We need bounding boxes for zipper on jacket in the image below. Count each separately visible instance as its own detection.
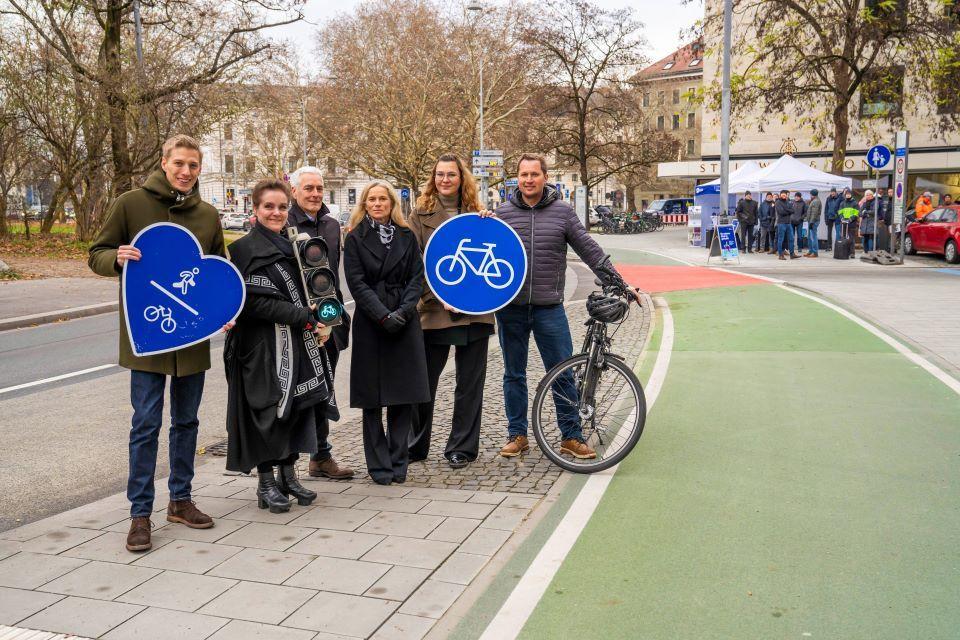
[528,209,536,304]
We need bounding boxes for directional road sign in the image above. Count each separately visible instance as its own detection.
[866,145,891,170]
[423,214,527,314]
[473,149,503,157]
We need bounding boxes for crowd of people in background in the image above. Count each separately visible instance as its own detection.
[735,186,905,260]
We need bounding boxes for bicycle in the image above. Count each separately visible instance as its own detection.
[531,273,647,473]
[143,305,177,334]
[435,238,515,289]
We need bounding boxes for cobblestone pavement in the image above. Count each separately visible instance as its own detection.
[303,294,652,495]
[0,295,651,640]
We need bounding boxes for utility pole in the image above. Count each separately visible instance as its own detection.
[468,2,487,208]
[719,0,733,220]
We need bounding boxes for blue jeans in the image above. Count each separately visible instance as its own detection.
[496,304,582,440]
[129,370,205,517]
[807,221,820,255]
[776,223,794,256]
[863,234,874,252]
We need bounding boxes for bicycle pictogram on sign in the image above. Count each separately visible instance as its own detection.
[435,238,515,289]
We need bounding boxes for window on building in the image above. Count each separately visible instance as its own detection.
[348,161,357,173]
[328,190,336,204]
[672,89,680,104]
[657,91,665,105]
[690,58,701,66]
[687,139,695,156]
[327,158,337,174]
[860,66,904,117]
[657,115,665,130]
[572,174,578,183]
[663,62,674,70]
[348,188,356,205]
[642,93,650,107]
[687,112,696,128]
[244,124,254,139]
[224,154,234,174]
[245,158,255,174]
[223,124,233,141]
[672,114,680,130]
[287,156,298,172]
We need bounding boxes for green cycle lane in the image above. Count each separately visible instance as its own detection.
[518,283,960,639]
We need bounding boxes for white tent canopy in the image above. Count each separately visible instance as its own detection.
[696,155,852,195]
[694,161,763,195]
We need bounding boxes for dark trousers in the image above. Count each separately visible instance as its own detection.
[776,223,795,256]
[311,343,339,462]
[410,337,489,462]
[256,453,298,474]
[128,370,205,518]
[738,224,754,253]
[363,405,413,483]
[496,304,581,440]
[759,226,775,251]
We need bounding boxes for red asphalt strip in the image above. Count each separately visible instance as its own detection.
[614,264,768,294]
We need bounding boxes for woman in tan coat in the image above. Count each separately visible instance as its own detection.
[407,154,495,468]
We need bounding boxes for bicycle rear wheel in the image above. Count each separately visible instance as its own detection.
[532,353,646,473]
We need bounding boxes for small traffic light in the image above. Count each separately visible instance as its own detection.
[287,229,343,327]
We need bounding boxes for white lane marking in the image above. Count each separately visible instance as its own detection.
[0,364,117,395]
[479,297,675,640]
[782,285,960,396]
[635,249,696,267]
[149,280,199,315]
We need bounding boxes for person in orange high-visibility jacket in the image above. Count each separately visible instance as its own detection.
[915,192,934,219]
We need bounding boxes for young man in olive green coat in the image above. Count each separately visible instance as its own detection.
[89,135,228,552]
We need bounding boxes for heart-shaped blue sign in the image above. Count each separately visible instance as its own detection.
[123,222,245,356]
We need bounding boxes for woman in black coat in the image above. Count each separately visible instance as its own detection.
[225,179,336,512]
[343,180,430,484]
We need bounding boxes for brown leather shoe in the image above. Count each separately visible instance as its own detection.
[126,517,152,552]
[499,435,529,458]
[560,438,597,459]
[308,457,355,479]
[166,500,214,529]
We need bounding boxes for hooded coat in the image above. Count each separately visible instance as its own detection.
[223,224,336,473]
[343,219,430,409]
[88,170,225,376]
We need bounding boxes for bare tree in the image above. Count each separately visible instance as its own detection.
[700,0,960,172]
[0,107,36,238]
[522,0,648,223]
[2,0,304,193]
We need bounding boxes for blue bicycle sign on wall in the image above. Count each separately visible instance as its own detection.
[424,214,527,314]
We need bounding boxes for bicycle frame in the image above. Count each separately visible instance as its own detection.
[455,239,500,277]
[576,319,610,422]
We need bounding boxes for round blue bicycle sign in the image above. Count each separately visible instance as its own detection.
[423,214,527,314]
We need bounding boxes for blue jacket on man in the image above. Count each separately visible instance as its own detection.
[824,193,843,222]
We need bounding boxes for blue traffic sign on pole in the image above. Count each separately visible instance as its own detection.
[866,145,891,170]
[400,188,410,200]
[423,214,527,314]
[123,223,245,356]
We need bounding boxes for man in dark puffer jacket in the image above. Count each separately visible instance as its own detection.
[494,153,637,461]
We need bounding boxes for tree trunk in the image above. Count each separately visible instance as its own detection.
[830,101,850,175]
[0,198,8,237]
[40,183,67,234]
[625,181,638,212]
[103,0,134,194]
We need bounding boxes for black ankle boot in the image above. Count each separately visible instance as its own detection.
[277,464,317,506]
[257,470,291,513]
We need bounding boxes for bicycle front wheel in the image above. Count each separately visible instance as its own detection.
[532,353,646,473]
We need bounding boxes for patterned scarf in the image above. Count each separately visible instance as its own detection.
[366,215,395,247]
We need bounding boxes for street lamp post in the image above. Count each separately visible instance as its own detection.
[468,2,487,207]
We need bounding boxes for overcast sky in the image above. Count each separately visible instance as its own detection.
[267,0,703,71]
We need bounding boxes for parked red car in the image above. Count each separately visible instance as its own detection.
[904,205,960,264]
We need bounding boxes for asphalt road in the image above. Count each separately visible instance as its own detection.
[0,262,594,532]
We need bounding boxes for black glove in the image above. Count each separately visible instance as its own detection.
[381,311,407,333]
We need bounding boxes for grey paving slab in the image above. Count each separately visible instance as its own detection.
[131,539,243,574]
[417,500,496,520]
[232,485,362,505]
[102,606,229,640]
[281,591,398,637]
[284,556,391,595]
[480,505,530,531]
[361,537,457,571]
[0,518,63,542]
[152,517,248,543]
[342,484,412,498]
[37,560,159,600]
[193,483,248,498]
[501,495,543,509]
[60,531,173,564]
[152,496,249,519]
[19,595,144,638]
[431,552,490,586]
[286,529,385,560]
[457,527,512,556]
[397,579,466,619]
[199,581,316,625]
[208,619,318,640]
[20,528,104,555]
[0,540,21,561]
[207,548,316,585]
[0,552,87,589]
[70,507,132,531]
[102,518,172,535]
[356,512,444,539]
[291,478,354,493]
[222,503,313,525]
[364,566,432,602]
[216,522,315,551]
[116,570,237,612]
[370,613,435,640]
[466,491,511,505]
[287,506,379,531]
[0,586,64,626]
[425,517,482,544]
[354,496,430,514]
[192,472,241,486]
[402,488,477,503]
